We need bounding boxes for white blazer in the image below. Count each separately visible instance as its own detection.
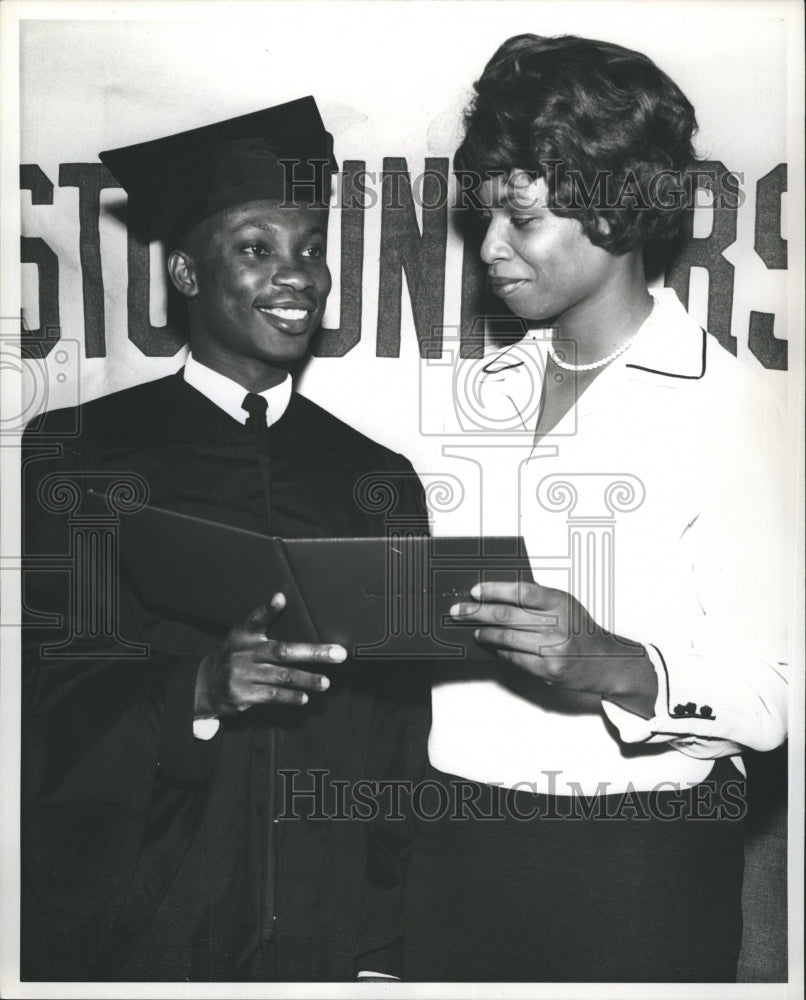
[429,289,791,795]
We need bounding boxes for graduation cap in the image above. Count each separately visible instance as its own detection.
[99,96,337,245]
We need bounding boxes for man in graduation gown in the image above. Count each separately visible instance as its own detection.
[21,98,430,982]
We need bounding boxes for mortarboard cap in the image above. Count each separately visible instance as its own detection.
[99,96,337,244]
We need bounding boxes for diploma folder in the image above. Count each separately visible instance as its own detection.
[113,502,534,660]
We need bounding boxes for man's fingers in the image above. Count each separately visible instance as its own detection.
[252,664,331,693]
[244,593,287,633]
[255,640,347,665]
[248,686,312,707]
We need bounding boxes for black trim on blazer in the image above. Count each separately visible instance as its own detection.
[625,328,708,380]
[651,642,717,724]
[650,643,673,719]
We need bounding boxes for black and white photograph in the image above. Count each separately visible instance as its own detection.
[0,1,803,996]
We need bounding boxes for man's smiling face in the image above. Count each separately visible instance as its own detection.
[175,198,331,388]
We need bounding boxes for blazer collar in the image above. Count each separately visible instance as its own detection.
[618,288,708,382]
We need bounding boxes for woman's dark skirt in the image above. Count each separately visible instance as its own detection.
[403,758,745,982]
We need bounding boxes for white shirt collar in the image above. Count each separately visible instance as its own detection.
[183,354,292,427]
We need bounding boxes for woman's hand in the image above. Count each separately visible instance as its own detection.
[450,581,658,719]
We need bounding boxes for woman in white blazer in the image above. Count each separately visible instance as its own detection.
[404,33,790,982]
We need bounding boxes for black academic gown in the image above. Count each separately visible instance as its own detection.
[21,370,430,982]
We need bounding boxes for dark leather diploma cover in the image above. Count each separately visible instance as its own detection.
[114,502,534,660]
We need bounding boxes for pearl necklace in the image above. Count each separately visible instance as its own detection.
[547,335,635,372]
[546,295,657,372]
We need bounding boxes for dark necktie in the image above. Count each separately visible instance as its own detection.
[242,391,270,448]
[242,392,272,522]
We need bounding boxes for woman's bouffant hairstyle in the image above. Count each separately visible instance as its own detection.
[455,34,699,254]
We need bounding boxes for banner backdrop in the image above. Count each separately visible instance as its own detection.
[15,4,801,542]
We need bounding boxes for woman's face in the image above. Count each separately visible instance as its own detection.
[478,172,622,325]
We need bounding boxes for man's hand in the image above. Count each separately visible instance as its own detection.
[194,593,345,718]
[450,581,658,718]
